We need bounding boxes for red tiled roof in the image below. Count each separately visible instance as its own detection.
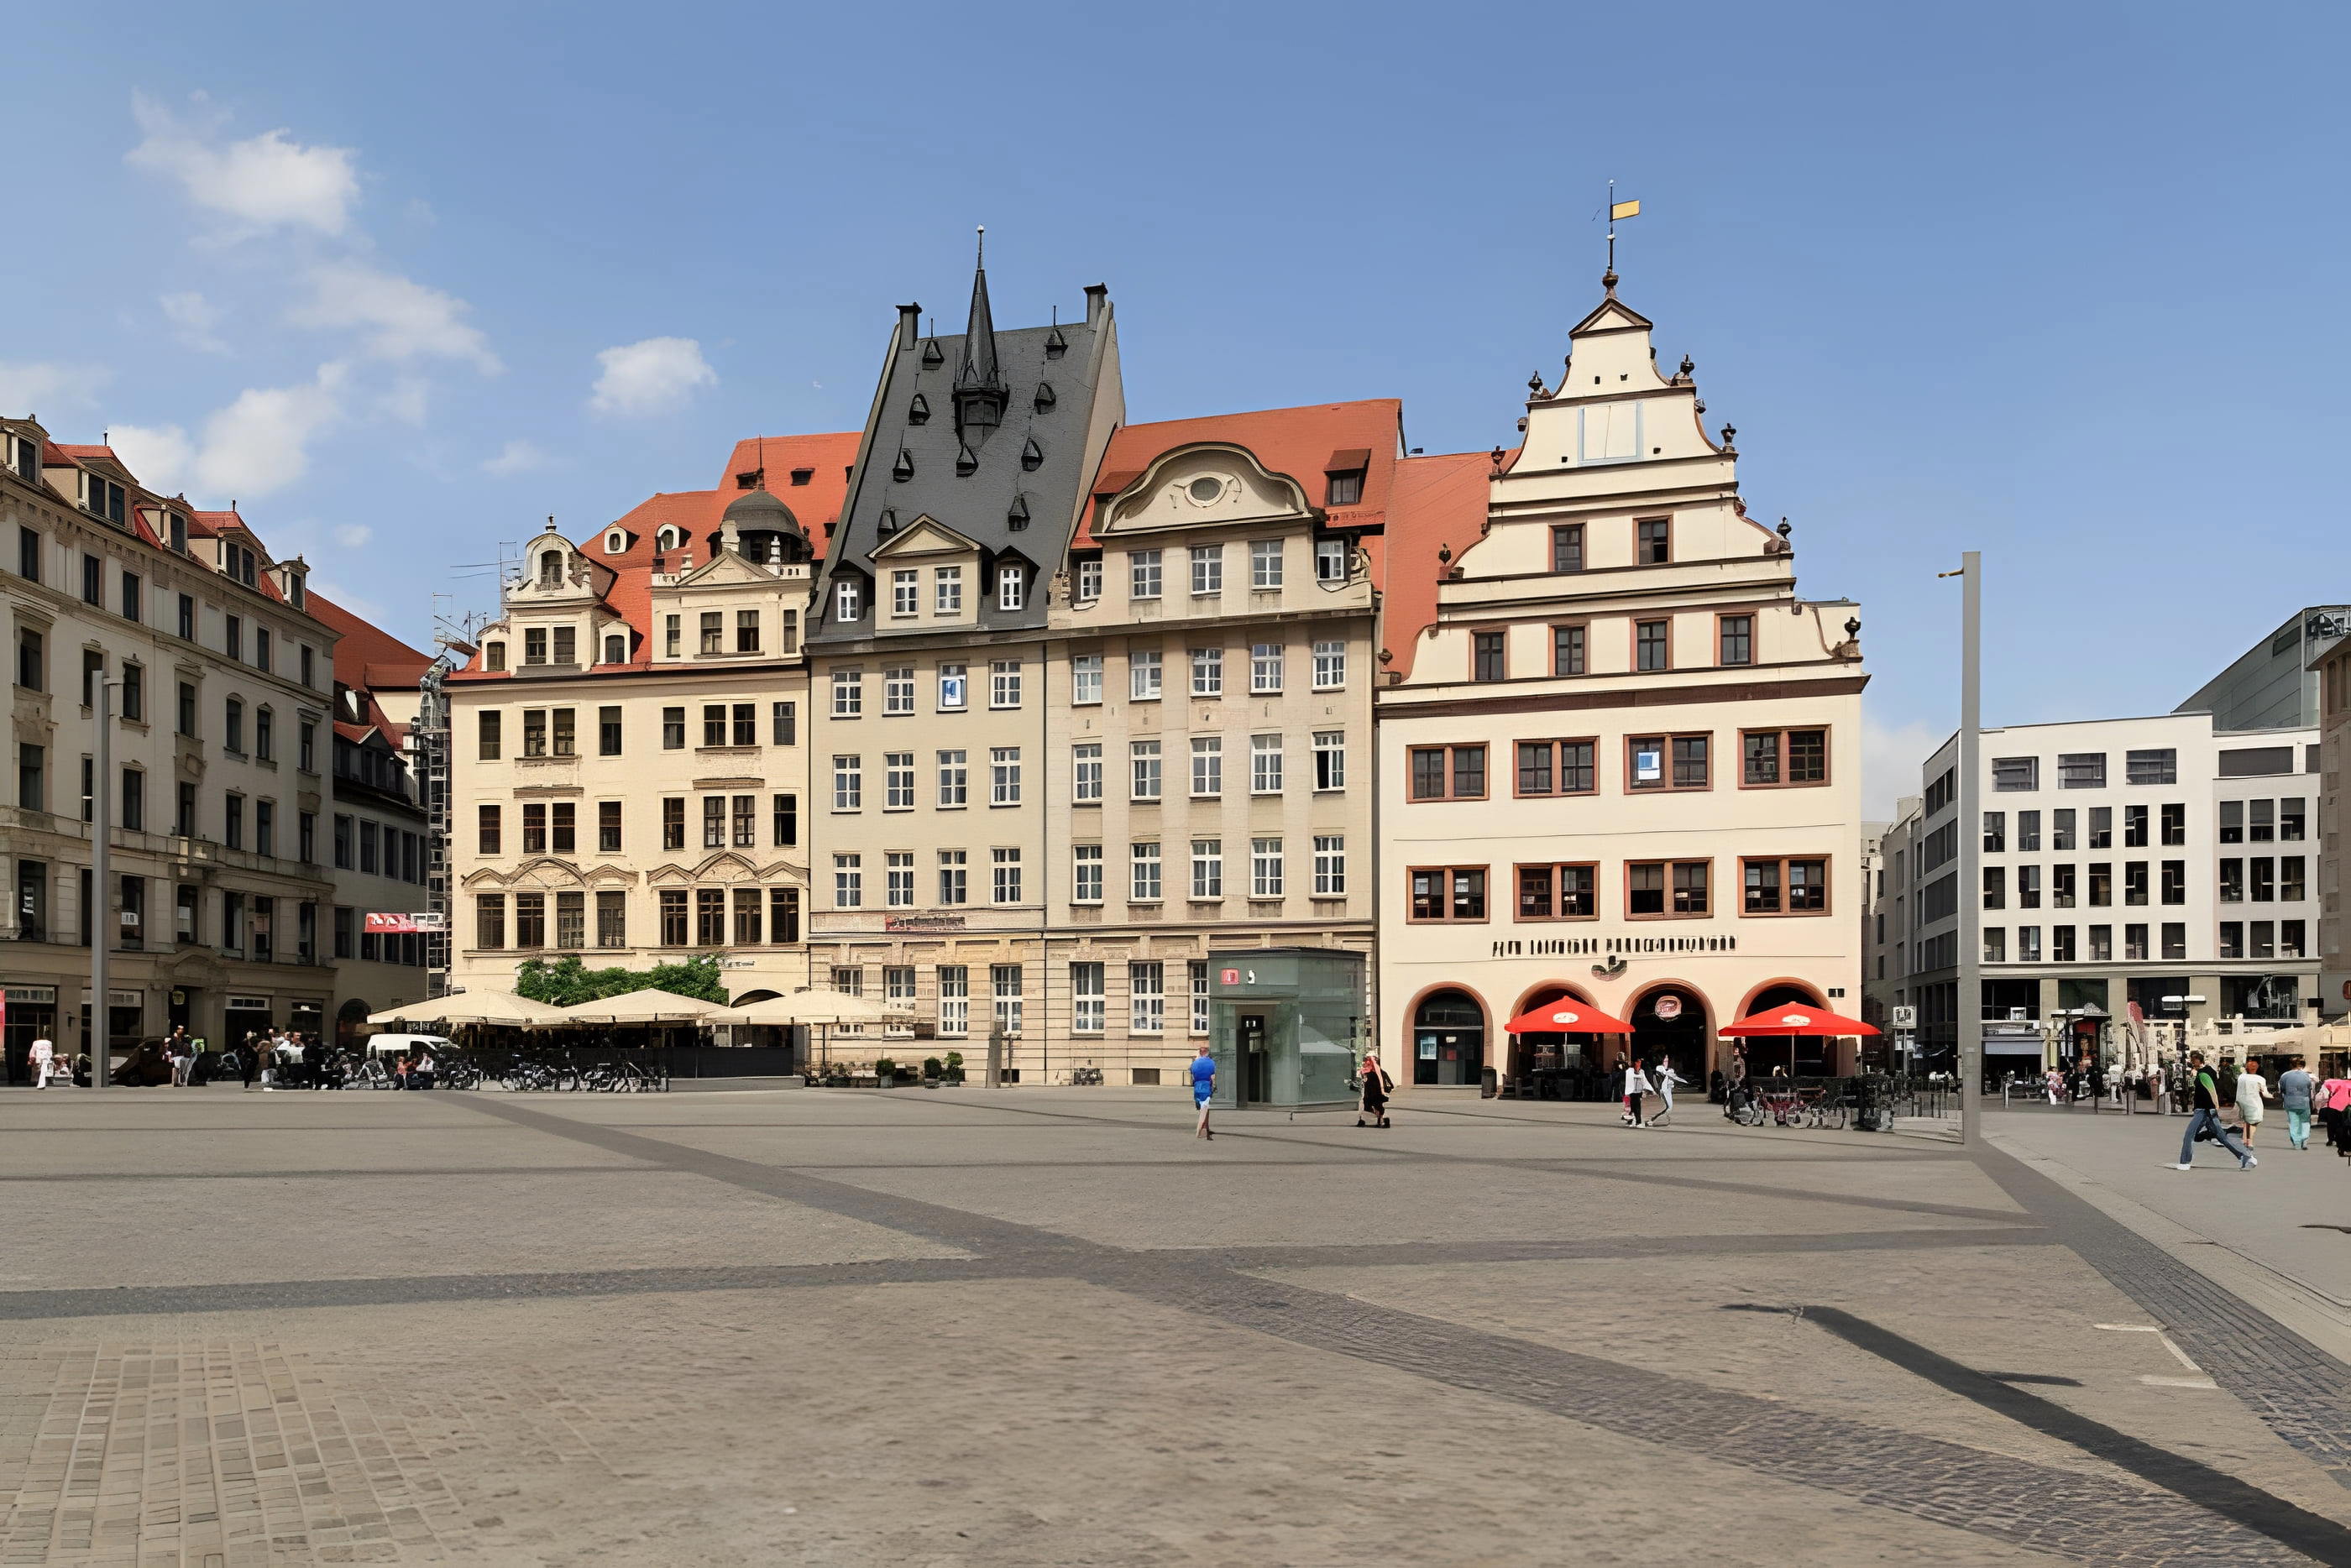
[1076,400,1402,551]
[308,591,433,694]
[1381,450,1501,681]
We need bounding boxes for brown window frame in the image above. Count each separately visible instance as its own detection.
[1471,629,1507,682]
[1626,732,1711,792]
[1407,864,1490,923]
[1626,858,1711,919]
[1739,726,1830,789]
[1715,611,1755,667]
[1513,737,1599,798]
[1407,743,1488,802]
[1550,621,1587,677]
[1515,861,1599,922]
[1550,524,1584,573]
[1633,618,1672,672]
[1739,855,1833,917]
[1636,516,1672,565]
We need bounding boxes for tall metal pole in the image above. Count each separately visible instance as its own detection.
[1957,552,1982,1146]
[90,679,112,1092]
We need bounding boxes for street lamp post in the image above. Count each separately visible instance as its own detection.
[1955,551,1982,1147]
[89,678,113,1092]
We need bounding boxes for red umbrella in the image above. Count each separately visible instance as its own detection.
[1503,998,1635,1034]
[1718,1004,1880,1037]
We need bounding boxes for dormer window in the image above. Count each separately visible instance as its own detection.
[603,633,626,664]
[168,513,188,553]
[604,531,626,554]
[284,570,305,610]
[85,476,126,525]
[537,551,564,588]
[790,468,814,486]
[997,565,1025,612]
[656,525,683,552]
[485,640,507,672]
[835,578,863,623]
[1324,468,1365,508]
[225,543,259,587]
[525,628,548,666]
[8,431,37,481]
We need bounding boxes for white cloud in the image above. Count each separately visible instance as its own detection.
[107,423,198,495]
[126,91,359,238]
[291,262,498,371]
[332,523,372,550]
[378,377,430,426]
[0,360,111,414]
[159,291,228,353]
[481,438,548,476]
[191,364,348,499]
[589,337,715,417]
[1862,714,1945,823]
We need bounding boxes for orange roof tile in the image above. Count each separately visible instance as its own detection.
[307,592,435,694]
[1381,450,1501,680]
[1077,400,1402,551]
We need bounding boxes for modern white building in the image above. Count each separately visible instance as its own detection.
[1902,711,2321,1074]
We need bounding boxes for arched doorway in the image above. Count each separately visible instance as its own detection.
[336,997,371,1051]
[1629,984,1708,1090]
[1411,990,1486,1086]
[1508,985,1608,1084]
[1741,981,1830,1076]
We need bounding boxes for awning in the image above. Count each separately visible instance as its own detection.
[1502,1000,1634,1035]
[1719,1005,1880,1037]
[365,989,570,1027]
[554,989,720,1025]
[704,990,915,1027]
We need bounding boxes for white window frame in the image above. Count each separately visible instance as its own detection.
[1130,740,1162,802]
[884,751,915,809]
[997,564,1025,611]
[832,755,862,811]
[1072,962,1106,1033]
[833,853,862,907]
[937,663,968,711]
[1315,536,1347,584]
[1250,539,1283,589]
[989,659,1023,709]
[1251,642,1284,693]
[831,669,862,718]
[886,851,915,907]
[1191,838,1223,898]
[1076,557,1102,601]
[991,846,1022,904]
[1191,736,1223,797]
[1129,961,1165,1034]
[1071,654,1103,705]
[937,849,968,906]
[937,965,969,1036]
[990,746,1022,806]
[1313,834,1346,896]
[1131,841,1162,901]
[1312,640,1346,691]
[934,565,963,614]
[1313,729,1346,792]
[835,578,863,622]
[1191,646,1223,697]
[892,568,919,616]
[1129,549,1163,600]
[1130,651,1163,701]
[1251,836,1285,898]
[1190,960,1210,1035]
[935,750,968,807]
[1072,844,1103,902]
[1073,743,1103,802]
[883,667,915,715]
[1188,545,1223,597]
[1251,734,1284,795]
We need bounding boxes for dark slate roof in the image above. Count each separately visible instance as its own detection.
[812,269,1115,642]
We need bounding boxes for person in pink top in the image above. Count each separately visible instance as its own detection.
[2317,1069,2351,1158]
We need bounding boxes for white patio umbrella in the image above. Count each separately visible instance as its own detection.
[364,989,570,1027]
[703,989,911,1026]
[553,988,723,1026]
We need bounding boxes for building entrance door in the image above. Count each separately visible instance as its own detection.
[1631,986,1708,1086]
[1238,1013,1270,1104]
[1412,990,1485,1086]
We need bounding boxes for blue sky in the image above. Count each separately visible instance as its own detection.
[6,1,2344,814]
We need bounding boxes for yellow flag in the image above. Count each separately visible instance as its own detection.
[1610,199,1642,221]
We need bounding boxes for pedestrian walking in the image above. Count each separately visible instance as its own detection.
[1189,1042,1217,1141]
[2045,1065,2063,1105]
[1354,1050,1392,1129]
[2319,1068,2351,1157]
[29,1035,55,1090]
[238,1036,259,1091]
[2173,1052,2257,1171]
[1723,1049,1749,1121]
[1652,1058,1685,1126]
[2276,1058,2316,1151]
[2234,1057,2271,1147]
[1621,1058,1653,1128]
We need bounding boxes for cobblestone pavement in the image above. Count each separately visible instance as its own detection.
[1,1087,2348,1565]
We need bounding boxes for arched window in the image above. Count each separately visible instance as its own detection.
[656,525,682,552]
[1411,990,1485,1087]
[538,551,563,588]
[484,641,507,672]
[605,531,626,555]
[602,633,626,665]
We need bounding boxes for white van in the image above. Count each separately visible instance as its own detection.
[366,1032,455,1058]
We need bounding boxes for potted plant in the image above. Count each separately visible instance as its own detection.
[873,1056,897,1086]
[942,1050,965,1085]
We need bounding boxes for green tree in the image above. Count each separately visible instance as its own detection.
[513,953,728,1007]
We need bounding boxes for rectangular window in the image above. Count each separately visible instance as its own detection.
[937,966,969,1036]
[730,703,756,746]
[1072,963,1106,1033]
[1130,651,1163,700]
[1250,539,1284,588]
[1315,536,1348,584]
[989,660,1022,708]
[1326,466,1365,506]
[933,566,962,614]
[1408,743,1486,801]
[120,570,141,622]
[884,751,915,809]
[1073,743,1102,803]
[82,552,102,604]
[1637,518,1670,564]
[1075,557,1102,601]
[990,746,1022,805]
[2160,860,2186,904]
[1992,756,2039,792]
[2124,861,2148,905]
[661,706,685,749]
[1189,544,1223,596]
[1983,866,2007,907]
[697,612,723,655]
[2123,803,2147,847]
[1129,549,1162,599]
[552,708,576,757]
[1131,842,1163,901]
[16,527,39,582]
[1312,640,1346,690]
[2160,802,2186,845]
[832,755,862,811]
[1741,728,1828,787]
[2280,797,2306,840]
[2126,748,2177,785]
[1635,619,1670,672]
[1628,734,1709,791]
[1191,646,1223,696]
[1190,737,1223,797]
[2281,855,2306,902]
[513,893,546,949]
[833,854,863,908]
[1250,642,1284,693]
[692,888,724,946]
[893,569,919,617]
[770,888,799,944]
[772,792,797,846]
[2282,918,2306,958]
[937,849,968,906]
[730,794,756,849]
[1717,614,1753,666]
[1129,961,1166,1032]
[596,705,622,755]
[475,894,506,949]
[1190,960,1211,1035]
[2124,923,2148,961]
[1628,860,1710,917]
[996,563,1026,612]
[2088,862,2112,906]
[2053,862,2077,907]
[551,627,574,666]
[1250,734,1283,795]
[594,890,626,949]
[655,889,686,946]
[937,663,967,710]
[1741,856,1830,915]
[1249,837,1284,897]
[1071,655,1103,705]
[1409,865,1488,922]
[1551,524,1584,573]
[991,964,1025,1037]
[1473,630,1506,682]
[1073,844,1103,902]
[662,797,684,850]
[937,750,967,806]
[832,669,862,718]
[1190,838,1223,898]
[1552,624,1586,677]
[522,803,548,855]
[1983,811,2008,853]
[1313,730,1346,792]
[597,800,622,853]
[1130,740,1163,801]
[553,891,587,950]
[2058,751,2106,788]
[520,708,546,758]
[881,666,917,717]
[991,847,1022,904]
[890,851,919,912]
[2219,858,2244,902]
[2218,921,2244,960]
[1312,835,1347,896]
[2158,922,2185,960]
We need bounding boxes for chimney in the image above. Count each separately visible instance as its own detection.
[1084,284,1109,325]
[897,302,922,352]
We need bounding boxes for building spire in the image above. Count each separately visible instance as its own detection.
[958,226,1003,394]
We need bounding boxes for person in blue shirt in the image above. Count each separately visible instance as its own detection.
[1190,1043,1217,1141]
